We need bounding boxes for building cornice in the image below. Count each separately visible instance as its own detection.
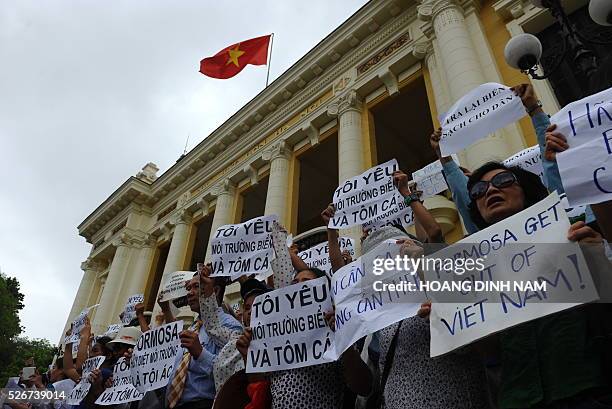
[78,0,423,242]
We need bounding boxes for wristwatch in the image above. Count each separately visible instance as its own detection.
[526,100,543,115]
[404,192,421,206]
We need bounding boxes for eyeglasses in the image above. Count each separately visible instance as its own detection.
[469,171,517,200]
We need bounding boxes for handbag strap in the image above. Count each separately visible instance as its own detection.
[381,320,403,396]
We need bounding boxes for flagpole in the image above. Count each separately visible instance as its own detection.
[265,33,274,88]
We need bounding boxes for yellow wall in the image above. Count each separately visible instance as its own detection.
[480,1,537,147]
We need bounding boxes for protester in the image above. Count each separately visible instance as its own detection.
[467,161,612,408]
[164,272,242,409]
[236,221,372,409]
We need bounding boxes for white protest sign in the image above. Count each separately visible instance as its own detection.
[551,87,612,205]
[95,358,144,405]
[130,320,182,393]
[122,294,144,325]
[412,154,460,198]
[503,146,544,183]
[425,193,599,357]
[65,356,105,405]
[362,195,415,232]
[159,271,193,303]
[298,237,355,276]
[440,83,526,156]
[330,159,400,229]
[246,276,335,373]
[210,215,277,279]
[331,241,427,356]
[65,304,99,344]
[102,324,122,339]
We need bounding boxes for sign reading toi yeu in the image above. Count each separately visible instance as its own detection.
[95,358,144,405]
[440,83,526,156]
[210,215,277,279]
[329,159,400,229]
[66,356,105,405]
[246,277,335,373]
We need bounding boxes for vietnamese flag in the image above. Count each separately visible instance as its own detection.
[199,35,271,79]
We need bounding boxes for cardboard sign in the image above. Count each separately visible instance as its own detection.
[330,159,401,229]
[130,321,182,393]
[298,237,355,276]
[440,83,526,156]
[210,215,277,279]
[425,193,598,356]
[95,358,144,405]
[246,277,335,373]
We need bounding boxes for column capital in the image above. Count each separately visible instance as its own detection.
[327,89,362,117]
[417,0,462,21]
[170,209,192,226]
[212,178,236,197]
[412,39,434,61]
[112,231,137,248]
[142,233,157,248]
[262,140,291,162]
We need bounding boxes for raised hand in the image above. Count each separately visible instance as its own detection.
[544,124,569,162]
[236,328,253,361]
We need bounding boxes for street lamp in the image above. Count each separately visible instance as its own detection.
[504,0,612,86]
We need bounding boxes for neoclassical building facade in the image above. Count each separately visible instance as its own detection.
[64,0,578,336]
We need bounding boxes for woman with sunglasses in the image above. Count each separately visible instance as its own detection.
[466,161,611,409]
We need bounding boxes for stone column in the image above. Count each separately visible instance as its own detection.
[205,179,236,261]
[327,90,367,255]
[263,141,292,226]
[418,0,514,169]
[91,234,134,334]
[414,41,452,119]
[62,259,101,335]
[126,235,156,295]
[163,211,193,275]
[327,89,366,183]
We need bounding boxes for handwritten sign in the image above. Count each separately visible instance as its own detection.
[440,83,526,156]
[130,321,182,393]
[65,304,99,344]
[95,358,144,405]
[330,159,400,229]
[210,215,277,279]
[331,241,427,356]
[298,238,355,276]
[425,193,598,356]
[552,87,612,205]
[247,277,335,373]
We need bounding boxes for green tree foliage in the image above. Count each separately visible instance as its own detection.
[0,273,58,386]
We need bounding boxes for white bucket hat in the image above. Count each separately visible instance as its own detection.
[108,326,142,346]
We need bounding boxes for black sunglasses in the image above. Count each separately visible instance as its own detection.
[469,171,517,200]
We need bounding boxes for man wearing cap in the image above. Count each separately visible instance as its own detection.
[165,272,242,409]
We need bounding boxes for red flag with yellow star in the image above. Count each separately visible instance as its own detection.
[199,35,271,79]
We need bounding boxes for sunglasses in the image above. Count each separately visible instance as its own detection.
[469,171,517,200]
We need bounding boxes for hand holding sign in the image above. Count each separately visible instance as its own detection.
[544,124,569,161]
[567,220,603,243]
[198,263,215,298]
[179,330,203,359]
[320,203,335,226]
[236,328,252,361]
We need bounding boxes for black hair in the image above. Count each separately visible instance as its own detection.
[296,267,326,279]
[467,161,549,229]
